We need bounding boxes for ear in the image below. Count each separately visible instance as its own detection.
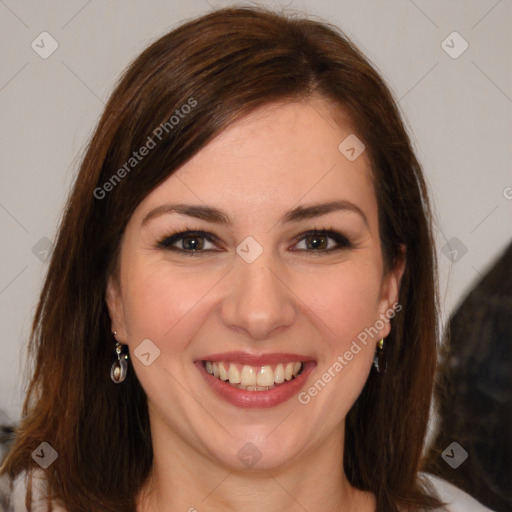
[105,274,128,342]
[376,244,406,339]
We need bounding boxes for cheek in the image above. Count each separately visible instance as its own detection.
[294,264,381,419]
[297,262,383,350]
[121,261,218,345]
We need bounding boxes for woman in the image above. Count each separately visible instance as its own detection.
[0,6,495,512]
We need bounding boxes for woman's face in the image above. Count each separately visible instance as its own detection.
[107,98,404,471]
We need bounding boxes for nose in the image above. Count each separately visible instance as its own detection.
[221,254,296,341]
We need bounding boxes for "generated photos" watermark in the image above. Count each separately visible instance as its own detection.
[298,302,402,405]
[94,97,197,200]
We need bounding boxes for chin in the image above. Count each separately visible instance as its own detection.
[203,427,307,472]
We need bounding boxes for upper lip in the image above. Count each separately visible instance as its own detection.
[197,351,315,366]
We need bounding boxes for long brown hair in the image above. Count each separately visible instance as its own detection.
[1,6,443,511]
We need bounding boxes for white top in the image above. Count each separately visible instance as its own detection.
[1,469,496,511]
[421,473,495,512]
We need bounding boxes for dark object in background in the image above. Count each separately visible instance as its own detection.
[424,241,512,511]
[0,418,15,463]
[0,417,16,512]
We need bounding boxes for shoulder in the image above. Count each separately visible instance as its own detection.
[420,473,496,512]
[0,469,67,512]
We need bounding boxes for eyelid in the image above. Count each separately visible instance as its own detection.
[157,229,220,252]
[290,229,352,252]
[157,227,353,255]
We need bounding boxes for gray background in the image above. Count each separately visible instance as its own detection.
[1,0,511,437]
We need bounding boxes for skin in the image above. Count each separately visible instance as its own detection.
[106,96,405,512]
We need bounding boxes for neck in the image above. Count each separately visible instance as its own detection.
[136,412,376,512]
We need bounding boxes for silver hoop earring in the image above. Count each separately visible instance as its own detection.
[110,332,129,383]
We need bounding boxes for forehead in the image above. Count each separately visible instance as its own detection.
[136,99,376,229]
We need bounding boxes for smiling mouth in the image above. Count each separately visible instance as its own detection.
[202,360,304,391]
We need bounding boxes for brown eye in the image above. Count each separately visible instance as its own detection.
[158,230,218,253]
[157,228,352,256]
[293,230,352,253]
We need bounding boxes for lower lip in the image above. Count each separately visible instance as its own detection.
[195,361,316,409]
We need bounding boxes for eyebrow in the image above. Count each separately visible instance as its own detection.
[141,200,368,228]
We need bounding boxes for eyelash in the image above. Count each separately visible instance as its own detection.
[157,226,353,256]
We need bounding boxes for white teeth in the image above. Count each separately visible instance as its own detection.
[218,362,228,381]
[256,365,274,387]
[228,364,241,384]
[240,365,257,386]
[238,383,275,391]
[205,360,304,389]
[274,363,285,384]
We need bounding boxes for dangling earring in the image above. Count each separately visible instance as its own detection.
[110,331,129,383]
[373,338,386,374]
